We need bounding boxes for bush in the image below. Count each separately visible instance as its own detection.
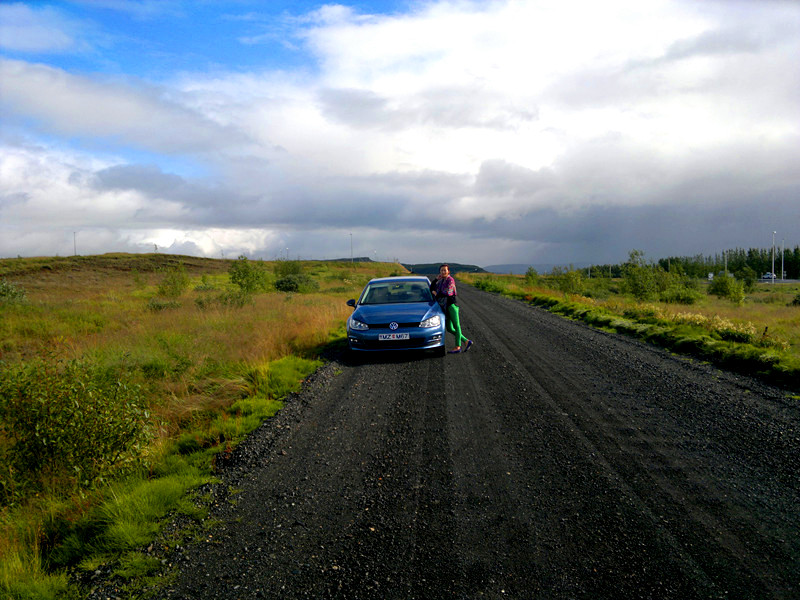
[156,264,190,298]
[229,256,269,294]
[0,279,27,304]
[791,294,800,307]
[524,267,539,285]
[273,260,302,278]
[274,274,319,293]
[549,267,584,295]
[709,274,745,304]
[659,286,703,305]
[735,266,758,293]
[0,359,153,504]
[621,251,658,300]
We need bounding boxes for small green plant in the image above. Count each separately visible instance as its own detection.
[524,266,539,285]
[0,279,27,304]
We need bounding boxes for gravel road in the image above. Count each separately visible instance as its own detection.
[151,284,799,599]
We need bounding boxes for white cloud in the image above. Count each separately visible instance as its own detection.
[0,3,85,53]
[1,0,799,264]
[0,59,255,158]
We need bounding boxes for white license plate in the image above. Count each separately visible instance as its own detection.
[378,333,410,341]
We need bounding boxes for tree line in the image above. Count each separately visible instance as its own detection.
[583,245,800,280]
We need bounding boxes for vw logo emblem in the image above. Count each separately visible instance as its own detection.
[389,322,399,330]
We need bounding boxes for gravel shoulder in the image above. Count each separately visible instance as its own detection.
[150,284,799,600]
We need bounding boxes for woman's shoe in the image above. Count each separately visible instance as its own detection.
[464,340,473,352]
[448,347,461,354]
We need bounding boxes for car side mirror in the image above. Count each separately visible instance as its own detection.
[346,299,356,307]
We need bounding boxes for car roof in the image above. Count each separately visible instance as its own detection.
[366,275,430,285]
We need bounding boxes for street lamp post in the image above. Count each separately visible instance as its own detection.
[782,238,785,281]
[772,231,776,285]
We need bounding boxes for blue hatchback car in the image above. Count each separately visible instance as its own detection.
[346,276,446,356]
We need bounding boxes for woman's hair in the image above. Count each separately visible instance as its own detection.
[439,263,450,271]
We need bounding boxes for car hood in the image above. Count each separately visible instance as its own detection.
[353,302,442,325]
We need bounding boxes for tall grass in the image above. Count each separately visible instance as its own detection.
[0,254,402,598]
[460,272,800,386]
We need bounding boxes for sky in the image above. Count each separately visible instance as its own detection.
[1,0,799,267]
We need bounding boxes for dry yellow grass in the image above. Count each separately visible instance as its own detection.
[1,254,404,449]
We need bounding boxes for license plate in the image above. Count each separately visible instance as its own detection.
[378,333,410,341]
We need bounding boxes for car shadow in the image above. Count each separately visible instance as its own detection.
[339,348,444,366]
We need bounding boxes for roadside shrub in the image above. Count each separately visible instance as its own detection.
[229,256,269,294]
[0,279,27,304]
[735,266,758,293]
[0,359,153,504]
[621,251,657,301]
[524,267,539,286]
[790,294,800,307]
[659,287,701,305]
[471,277,505,294]
[549,267,584,295]
[709,274,745,304]
[156,264,190,298]
[274,274,319,293]
[659,280,703,305]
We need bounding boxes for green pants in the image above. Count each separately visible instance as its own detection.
[446,304,468,348]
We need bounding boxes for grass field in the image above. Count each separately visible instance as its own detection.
[0,253,403,599]
[460,271,800,389]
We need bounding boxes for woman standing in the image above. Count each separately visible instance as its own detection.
[431,264,473,354]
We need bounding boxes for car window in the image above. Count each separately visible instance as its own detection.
[360,282,432,304]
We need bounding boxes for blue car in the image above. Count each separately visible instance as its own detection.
[346,276,446,356]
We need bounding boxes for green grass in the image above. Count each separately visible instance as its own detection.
[0,253,404,599]
[461,272,800,391]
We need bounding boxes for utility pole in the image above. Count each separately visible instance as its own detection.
[350,233,353,263]
[772,231,776,285]
[73,232,77,256]
[782,239,785,280]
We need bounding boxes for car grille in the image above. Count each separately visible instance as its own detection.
[369,322,419,329]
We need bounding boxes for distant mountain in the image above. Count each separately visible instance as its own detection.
[483,263,592,275]
[322,257,376,262]
[401,262,487,276]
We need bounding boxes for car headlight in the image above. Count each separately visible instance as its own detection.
[349,318,369,331]
[419,314,441,328]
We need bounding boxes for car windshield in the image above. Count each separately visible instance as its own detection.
[360,282,433,305]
